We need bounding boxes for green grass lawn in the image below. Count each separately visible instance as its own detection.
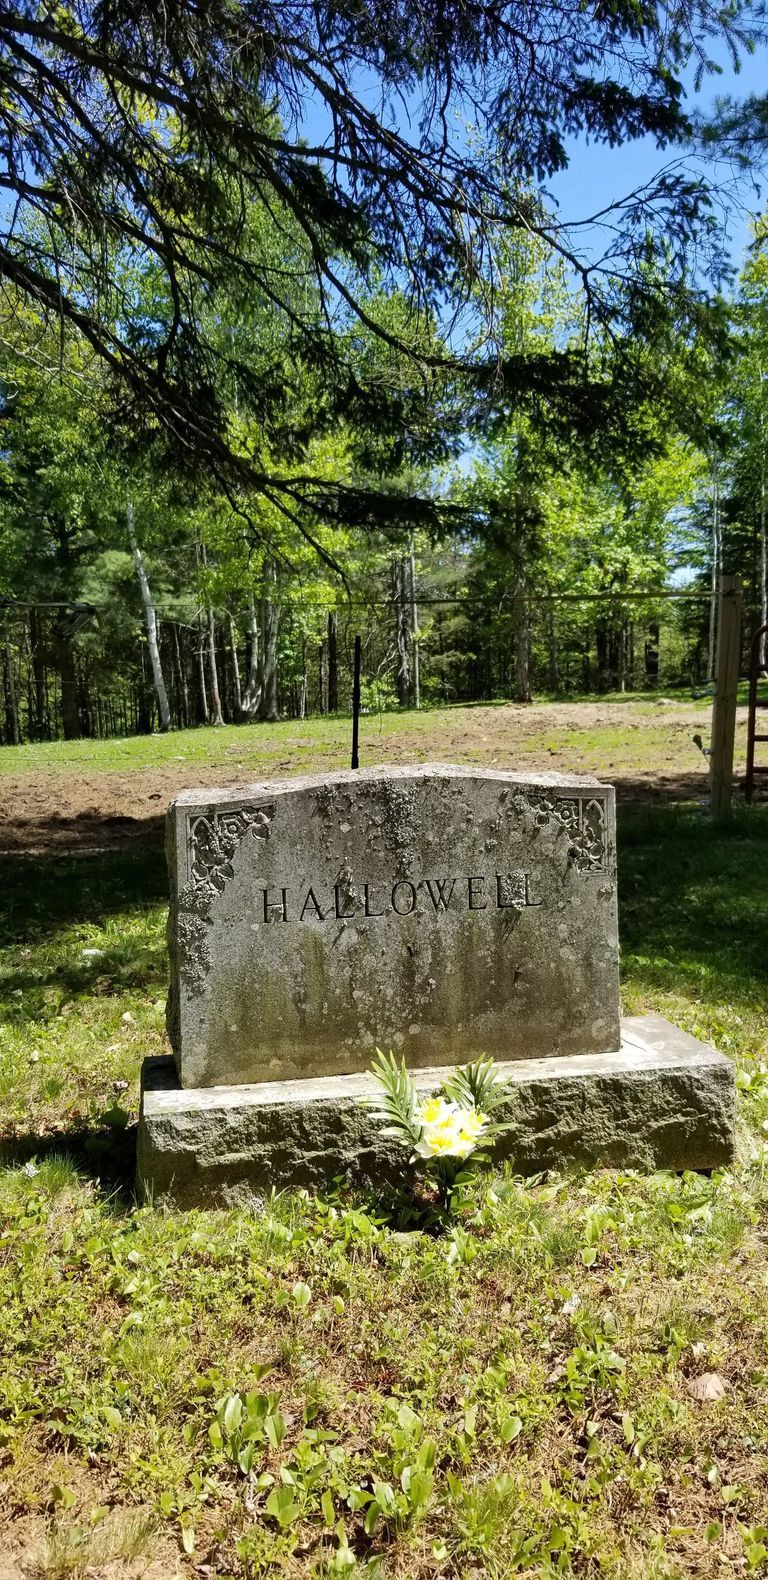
[1,760,768,1574]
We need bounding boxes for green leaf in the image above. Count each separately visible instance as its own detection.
[101,1405,122,1431]
[407,1469,433,1511]
[397,1402,421,1434]
[265,1486,301,1528]
[363,1500,382,1536]
[501,1413,523,1443]
[322,1489,336,1527]
[372,1480,396,1515]
[442,1057,511,1115]
[367,1051,419,1146]
[292,1281,311,1309]
[51,1483,77,1510]
[265,1410,286,1449]
[222,1393,243,1436]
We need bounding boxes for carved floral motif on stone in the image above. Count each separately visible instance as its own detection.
[508,790,608,872]
[177,805,274,993]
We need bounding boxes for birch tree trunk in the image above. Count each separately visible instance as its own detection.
[241,594,262,717]
[258,562,280,721]
[128,497,171,731]
[197,614,209,723]
[228,614,243,717]
[207,607,224,725]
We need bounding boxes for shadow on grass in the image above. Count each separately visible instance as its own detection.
[0,848,168,946]
[0,1122,138,1204]
[618,802,768,1005]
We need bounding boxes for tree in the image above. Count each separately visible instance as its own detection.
[0,0,759,544]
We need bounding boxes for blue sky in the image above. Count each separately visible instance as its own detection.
[547,37,768,274]
[296,29,768,290]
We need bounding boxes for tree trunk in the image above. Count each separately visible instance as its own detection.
[408,538,420,709]
[299,639,308,719]
[207,607,224,725]
[241,594,262,718]
[3,643,20,744]
[514,576,532,703]
[29,608,48,738]
[56,630,81,739]
[392,556,411,706]
[707,472,721,683]
[197,615,209,723]
[172,623,189,728]
[644,622,660,685]
[228,614,243,718]
[258,563,280,722]
[318,641,327,713]
[128,498,171,731]
[546,606,560,694]
[617,621,626,693]
[327,611,338,712]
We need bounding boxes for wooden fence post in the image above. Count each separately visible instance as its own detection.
[710,574,743,820]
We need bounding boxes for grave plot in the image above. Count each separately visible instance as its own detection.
[138,764,734,1204]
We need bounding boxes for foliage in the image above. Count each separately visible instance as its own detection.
[0,0,760,534]
[368,1050,513,1207]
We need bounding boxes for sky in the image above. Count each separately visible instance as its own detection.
[547,37,768,276]
[297,26,768,293]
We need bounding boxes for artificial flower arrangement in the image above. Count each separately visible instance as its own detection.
[368,1050,513,1207]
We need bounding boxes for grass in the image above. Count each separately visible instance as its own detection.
[0,691,719,779]
[1,721,768,1575]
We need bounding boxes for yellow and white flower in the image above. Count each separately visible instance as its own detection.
[413,1095,489,1160]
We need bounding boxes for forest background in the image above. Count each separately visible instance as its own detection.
[3,3,768,742]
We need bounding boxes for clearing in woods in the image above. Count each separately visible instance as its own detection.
[0,695,743,854]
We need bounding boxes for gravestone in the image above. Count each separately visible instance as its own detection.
[137,764,735,1205]
[165,765,621,1087]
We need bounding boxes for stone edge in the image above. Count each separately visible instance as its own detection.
[168,760,611,810]
[136,1014,736,1208]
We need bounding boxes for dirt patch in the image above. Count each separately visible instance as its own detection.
[0,700,733,855]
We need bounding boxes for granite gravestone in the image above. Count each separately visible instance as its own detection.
[165,765,620,1087]
[137,764,735,1205]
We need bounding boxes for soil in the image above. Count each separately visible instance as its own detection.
[0,700,737,856]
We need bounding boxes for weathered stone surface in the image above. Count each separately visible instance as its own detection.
[137,1014,735,1207]
[167,764,619,1088]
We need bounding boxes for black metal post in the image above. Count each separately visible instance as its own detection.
[351,634,361,769]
